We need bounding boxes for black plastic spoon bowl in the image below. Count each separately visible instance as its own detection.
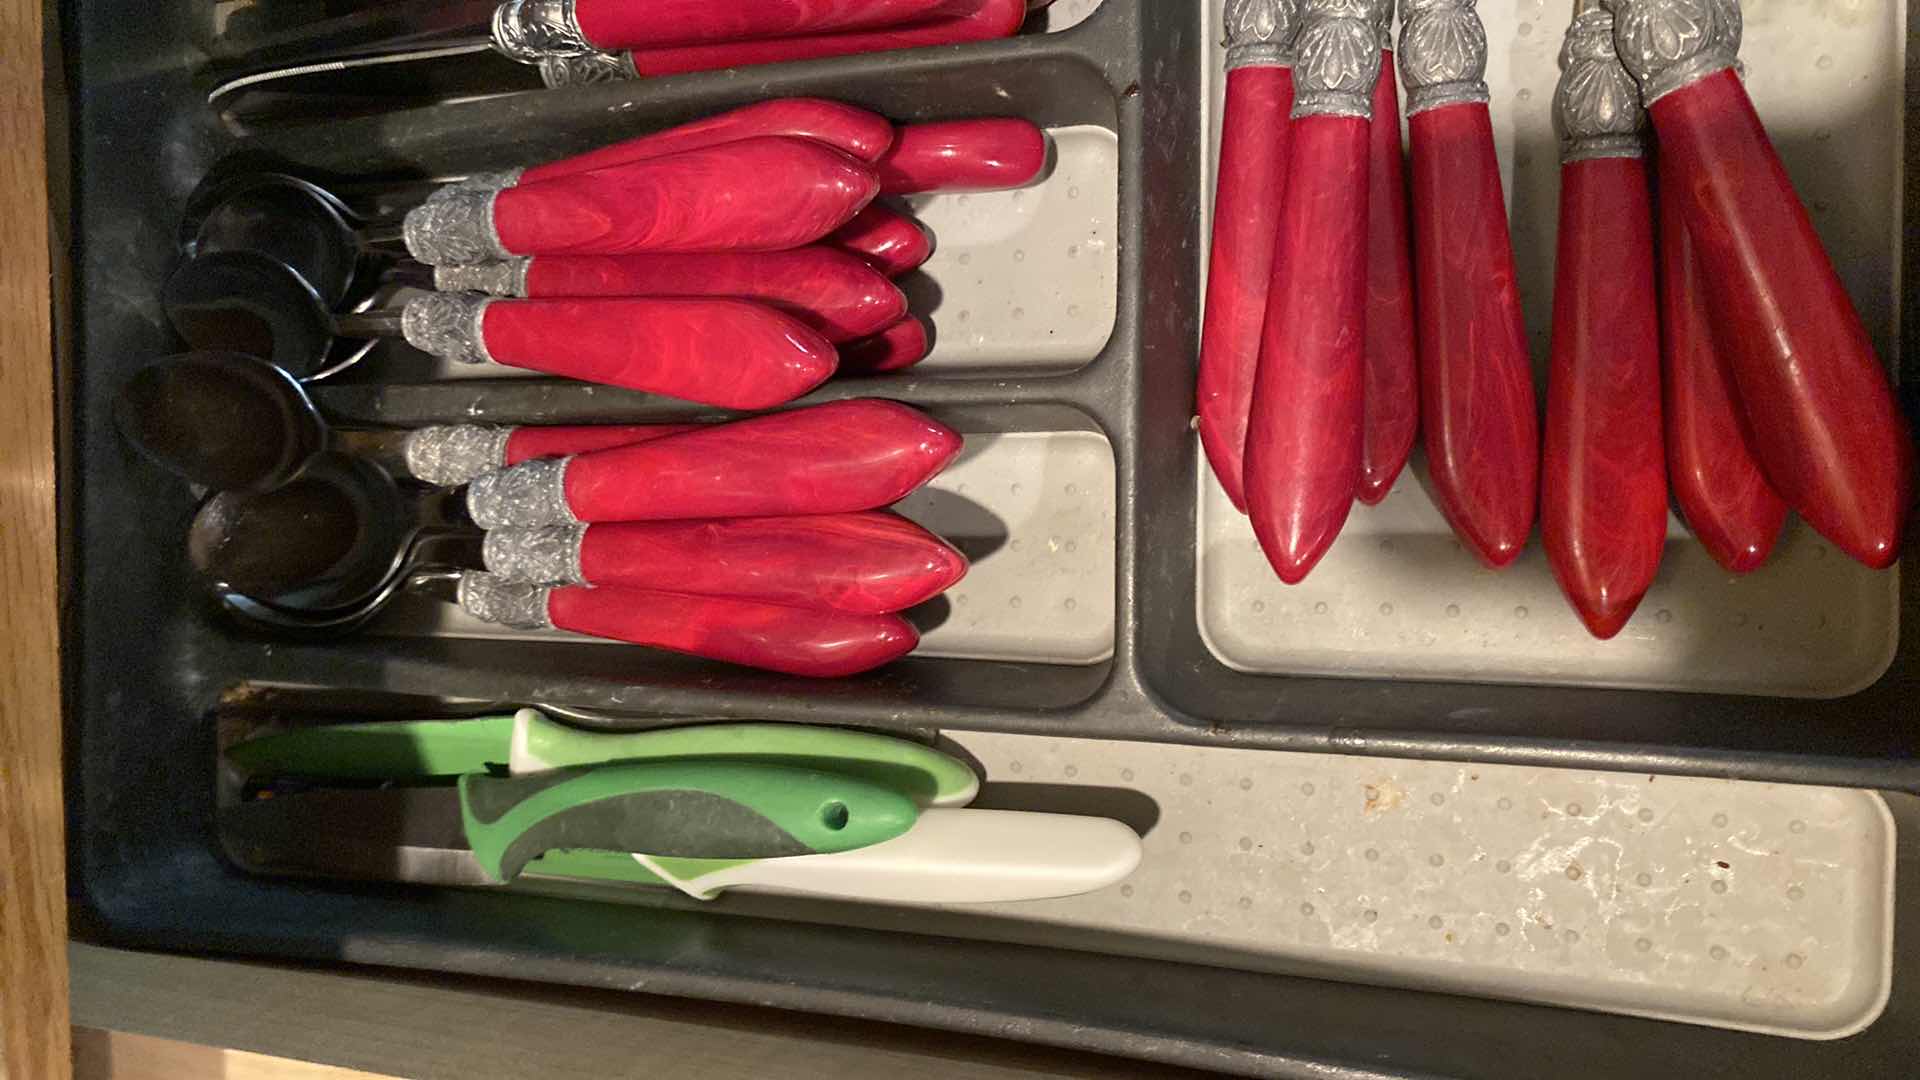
[162,250,416,380]
[180,172,407,307]
[188,453,476,629]
[114,351,328,493]
[113,351,432,493]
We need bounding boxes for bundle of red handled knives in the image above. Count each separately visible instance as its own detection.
[509,0,1058,86]
[416,399,970,677]
[1199,0,1913,639]
[134,98,1062,677]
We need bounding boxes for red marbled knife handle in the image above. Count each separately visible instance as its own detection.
[494,137,879,256]
[1652,70,1912,568]
[627,0,1029,76]
[1245,116,1370,585]
[400,422,698,486]
[874,119,1049,194]
[519,99,895,184]
[1542,157,1667,640]
[505,424,699,466]
[570,512,968,614]
[1197,64,1294,513]
[549,585,919,678]
[480,297,837,408]
[512,249,906,343]
[825,203,934,277]
[838,317,931,374]
[1408,103,1539,567]
[563,399,963,522]
[1658,168,1786,574]
[1359,49,1417,505]
[573,0,964,51]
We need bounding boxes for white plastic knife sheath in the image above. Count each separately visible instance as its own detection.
[630,809,1143,904]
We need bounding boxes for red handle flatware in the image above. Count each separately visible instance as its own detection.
[825,203,935,277]
[466,399,964,528]
[1660,168,1787,573]
[873,119,1049,194]
[613,0,1036,78]
[506,424,696,464]
[515,0,969,53]
[839,317,933,374]
[483,511,968,614]
[402,423,700,486]
[458,573,918,678]
[401,294,836,408]
[1244,0,1382,584]
[1611,0,1911,569]
[1639,0,1783,572]
[1359,7,1418,505]
[434,248,908,344]
[1400,0,1539,567]
[510,98,896,185]
[1197,0,1298,513]
[1542,5,1667,640]
[406,137,878,265]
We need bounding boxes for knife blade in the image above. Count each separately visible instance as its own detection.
[225,709,980,808]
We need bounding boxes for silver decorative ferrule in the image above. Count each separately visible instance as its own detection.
[467,457,579,530]
[433,259,534,298]
[1291,0,1386,120]
[1713,0,1745,63]
[483,526,590,587]
[1398,0,1491,115]
[457,572,555,630]
[539,49,640,88]
[403,186,508,267]
[1606,0,1740,104]
[491,0,593,63]
[402,425,514,486]
[400,293,495,366]
[1370,0,1395,50]
[1554,5,1647,162]
[440,169,528,197]
[1224,0,1301,70]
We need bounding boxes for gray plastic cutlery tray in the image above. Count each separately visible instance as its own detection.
[61,0,1920,1075]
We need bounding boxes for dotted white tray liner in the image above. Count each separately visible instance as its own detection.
[1192,1,1905,693]
[899,124,1119,375]
[383,429,1119,664]
[714,732,1897,1041]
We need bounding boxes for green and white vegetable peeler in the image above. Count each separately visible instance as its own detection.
[226,760,919,886]
[226,708,980,808]
[225,759,1142,905]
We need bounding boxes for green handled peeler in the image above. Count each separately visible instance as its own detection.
[226,708,980,808]
[226,760,920,886]
[228,768,1141,905]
